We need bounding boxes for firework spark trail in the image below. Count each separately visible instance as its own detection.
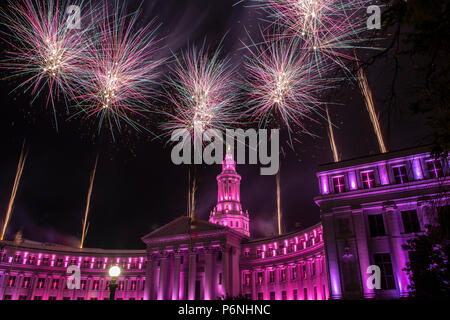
[79,154,99,249]
[0,0,97,125]
[161,43,240,144]
[326,105,340,162]
[73,1,165,138]
[241,35,330,133]
[1,141,28,241]
[357,64,387,153]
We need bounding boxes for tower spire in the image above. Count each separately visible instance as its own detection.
[209,149,250,237]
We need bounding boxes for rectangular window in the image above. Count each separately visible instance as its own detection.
[80,280,87,290]
[312,262,316,276]
[18,295,27,300]
[401,210,421,233]
[37,278,45,289]
[257,272,263,285]
[282,291,287,300]
[302,264,307,279]
[361,171,375,189]
[280,268,287,282]
[77,297,84,301]
[8,276,16,287]
[427,159,443,178]
[368,214,386,237]
[22,277,31,288]
[393,166,408,184]
[374,253,396,290]
[4,295,12,300]
[291,266,297,280]
[332,176,346,193]
[270,292,275,300]
[314,287,318,300]
[269,270,275,283]
[219,273,222,285]
[48,296,57,300]
[244,274,251,286]
[304,288,308,300]
[63,297,71,300]
[34,296,42,300]
[51,279,59,290]
[131,280,137,291]
[256,249,262,259]
[93,280,100,290]
[257,292,263,300]
[293,289,298,300]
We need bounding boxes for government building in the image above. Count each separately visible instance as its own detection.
[0,146,448,300]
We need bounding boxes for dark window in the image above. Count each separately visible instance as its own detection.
[257,272,264,284]
[22,277,31,288]
[427,160,443,178]
[302,265,307,279]
[8,276,16,287]
[244,294,251,300]
[291,266,297,280]
[4,295,12,300]
[393,166,408,184]
[77,297,84,301]
[314,287,318,300]
[244,273,251,286]
[402,210,421,233]
[293,289,298,300]
[80,280,87,290]
[368,214,386,237]
[131,280,137,291]
[219,273,222,285]
[312,262,316,276]
[180,255,184,264]
[63,297,71,300]
[93,280,100,290]
[37,278,45,289]
[48,296,57,300]
[269,270,275,283]
[257,292,263,300]
[374,253,396,290]
[34,296,42,300]
[332,176,346,193]
[304,288,308,300]
[361,171,375,189]
[280,268,287,281]
[51,279,59,289]
[282,291,287,300]
[270,292,275,300]
[18,295,27,300]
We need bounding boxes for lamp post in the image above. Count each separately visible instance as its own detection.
[108,266,121,300]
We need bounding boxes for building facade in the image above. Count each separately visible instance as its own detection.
[315,146,449,299]
[0,146,447,300]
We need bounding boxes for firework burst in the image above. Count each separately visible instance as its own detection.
[161,43,240,144]
[249,0,379,73]
[0,0,96,124]
[72,2,165,138]
[241,35,330,133]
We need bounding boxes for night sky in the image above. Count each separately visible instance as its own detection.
[0,0,431,249]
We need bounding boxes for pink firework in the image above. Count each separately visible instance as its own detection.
[242,35,331,132]
[162,43,240,144]
[250,0,378,72]
[73,2,165,138]
[0,0,97,123]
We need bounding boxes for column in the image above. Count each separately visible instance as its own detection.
[204,248,213,300]
[353,210,373,298]
[172,251,181,300]
[221,247,229,298]
[144,253,155,300]
[158,252,168,300]
[385,207,409,297]
[251,269,256,300]
[321,214,343,299]
[188,250,197,300]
